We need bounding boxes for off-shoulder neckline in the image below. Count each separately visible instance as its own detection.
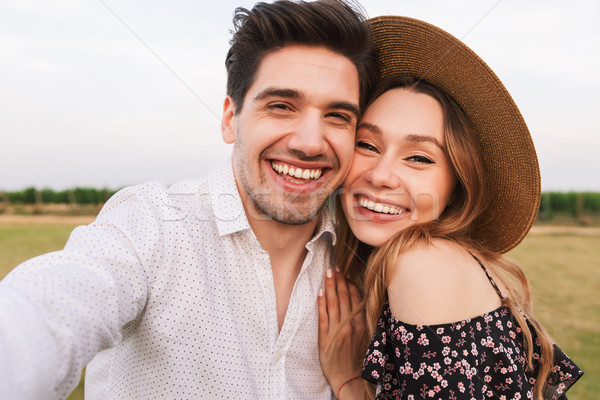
[384,300,510,329]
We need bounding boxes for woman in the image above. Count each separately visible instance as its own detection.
[318,16,583,399]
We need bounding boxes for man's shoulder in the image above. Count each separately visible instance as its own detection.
[108,178,209,207]
[167,176,211,196]
[99,164,247,235]
[99,170,221,224]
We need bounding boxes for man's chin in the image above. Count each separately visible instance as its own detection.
[250,200,322,225]
[270,212,320,226]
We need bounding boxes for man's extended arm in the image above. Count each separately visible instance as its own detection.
[0,184,164,399]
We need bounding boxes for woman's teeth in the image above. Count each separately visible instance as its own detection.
[271,162,322,180]
[359,196,405,215]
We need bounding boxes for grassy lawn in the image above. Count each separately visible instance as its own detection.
[0,219,597,399]
[508,231,599,399]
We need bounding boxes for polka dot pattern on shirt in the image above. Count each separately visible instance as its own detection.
[0,164,336,400]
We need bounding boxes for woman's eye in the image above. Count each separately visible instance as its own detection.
[356,141,379,153]
[407,155,434,164]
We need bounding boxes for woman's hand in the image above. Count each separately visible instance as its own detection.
[318,267,366,399]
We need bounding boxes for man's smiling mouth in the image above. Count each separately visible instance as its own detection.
[270,161,322,183]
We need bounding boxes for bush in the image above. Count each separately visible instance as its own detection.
[583,192,600,212]
[538,192,600,222]
[4,187,116,206]
[40,189,69,204]
[5,187,38,204]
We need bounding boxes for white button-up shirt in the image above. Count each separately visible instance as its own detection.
[0,164,336,400]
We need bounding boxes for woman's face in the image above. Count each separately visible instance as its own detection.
[341,88,457,247]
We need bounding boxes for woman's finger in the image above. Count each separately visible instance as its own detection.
[348,282,365,331]
[348,280,362,312]
[324,267,340,326]
[317,286,329,350]
[335,269,352,320]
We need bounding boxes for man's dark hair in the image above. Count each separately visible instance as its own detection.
[225,0,376,114]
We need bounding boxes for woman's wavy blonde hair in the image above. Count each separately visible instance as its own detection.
[333,75,554,399]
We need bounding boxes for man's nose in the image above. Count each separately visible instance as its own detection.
[287,111,328,157]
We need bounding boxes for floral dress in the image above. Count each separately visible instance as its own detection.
[362,256,583,399]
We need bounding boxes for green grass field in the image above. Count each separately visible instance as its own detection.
[0,219,597,399]
[508,231,599,399]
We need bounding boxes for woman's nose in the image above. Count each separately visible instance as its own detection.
[364,155,402,190]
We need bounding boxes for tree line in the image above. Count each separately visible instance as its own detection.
[1,188,599,217]
[1,187,117,206]
[537,192,600,221]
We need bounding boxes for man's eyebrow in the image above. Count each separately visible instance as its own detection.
[254,87,303,102]
[254,87,360,119]
[330,101,360,120]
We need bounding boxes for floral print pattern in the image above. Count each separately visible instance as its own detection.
[362,259,583,399]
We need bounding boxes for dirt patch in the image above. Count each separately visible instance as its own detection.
[529,225,600,236]
[1,215,599,236]
[0,214,96,226]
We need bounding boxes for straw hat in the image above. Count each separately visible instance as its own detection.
[369,16,540,253]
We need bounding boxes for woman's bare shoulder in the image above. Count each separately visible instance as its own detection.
[387,239,502,326]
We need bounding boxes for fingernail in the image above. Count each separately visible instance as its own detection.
[318,288,324,297]
[326,268,332,279]
[335,266,340,272]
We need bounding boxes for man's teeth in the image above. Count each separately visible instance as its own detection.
[271,162,322,180]
[359,197,405,215]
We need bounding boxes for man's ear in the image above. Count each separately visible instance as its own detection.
[221,96,236,144]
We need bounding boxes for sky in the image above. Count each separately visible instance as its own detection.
[1,0,599,192]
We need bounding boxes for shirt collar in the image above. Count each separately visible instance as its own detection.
[209,162,251,236]
[308,201,337,247]
[208,162,337,247]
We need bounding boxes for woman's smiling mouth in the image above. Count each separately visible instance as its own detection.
[356,195,407,215]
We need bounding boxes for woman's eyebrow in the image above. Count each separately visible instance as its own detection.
[403,133,444,150]
[357,122,381,134]
[357,124,443,150]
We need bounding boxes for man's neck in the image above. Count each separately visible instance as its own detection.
[247,212,319,257]
[248,212,320,331]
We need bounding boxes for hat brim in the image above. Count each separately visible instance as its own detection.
[369,16,540,253]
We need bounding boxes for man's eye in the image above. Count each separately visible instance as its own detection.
[407,155,434,164]
[356,141,379,153]
[329,112,352,123]
[267,103,290,111]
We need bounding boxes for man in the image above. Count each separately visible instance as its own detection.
[0,1,376,399]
